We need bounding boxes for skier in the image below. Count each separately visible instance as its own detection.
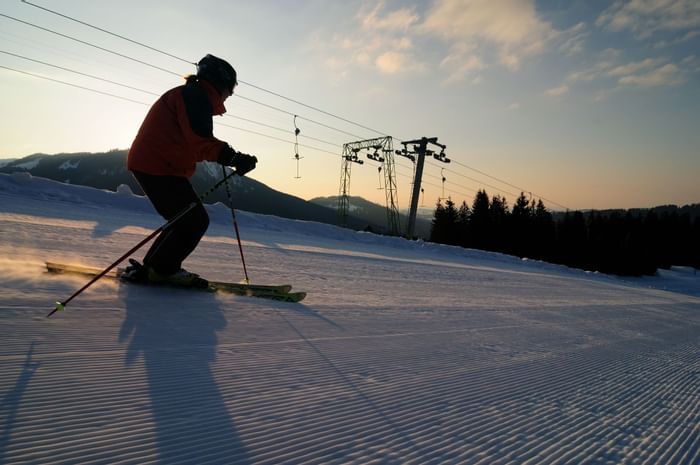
[125,54,257,286]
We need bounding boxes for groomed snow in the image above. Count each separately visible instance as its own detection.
[1,172,699,465]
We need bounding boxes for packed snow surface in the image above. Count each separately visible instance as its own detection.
[1,172,699,465]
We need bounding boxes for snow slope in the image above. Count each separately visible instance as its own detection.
[1,172,699,465]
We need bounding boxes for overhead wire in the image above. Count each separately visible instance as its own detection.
[5,3,569,211]
[1,49,345,149]
[424,160,520,199]
[0,13,371,142]
[1,54,460,213]
[0,13,181,77]
[0,64,342,160]
[234,94,366,140]
[19,0,392,137]
[0,49,160,96]
[20,0,197,66]
[0,64,149,105]
[0,49,530,207]
[392,160,476,202]
[449,159,569,210]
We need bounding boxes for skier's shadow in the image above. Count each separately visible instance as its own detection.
[118,285,251,464]
[0,342,40,465]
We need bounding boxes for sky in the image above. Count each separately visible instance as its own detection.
[0,0,699,211]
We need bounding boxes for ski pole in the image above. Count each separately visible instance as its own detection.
[48,167,243,317]
[221,165,250,284]
[48,202,197,317]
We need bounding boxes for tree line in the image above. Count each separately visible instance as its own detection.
[430,190,700,276]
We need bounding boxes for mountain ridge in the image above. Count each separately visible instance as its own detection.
[0,150,408,235]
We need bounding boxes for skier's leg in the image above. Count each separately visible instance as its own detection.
[132,171,209,275]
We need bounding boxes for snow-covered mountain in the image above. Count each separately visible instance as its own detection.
[0,151,386,234]
[0,158,17,168]
[1,172,699,465]
[310,195,433,238]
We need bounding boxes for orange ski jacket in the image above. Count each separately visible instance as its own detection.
[127,78,228,178]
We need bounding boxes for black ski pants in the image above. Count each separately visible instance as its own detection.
[132,171,209,275]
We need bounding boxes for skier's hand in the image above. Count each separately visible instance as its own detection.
[218,146,257,176]
[232,152,257,176]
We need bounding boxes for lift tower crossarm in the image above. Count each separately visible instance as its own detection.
[403,137,447,238]
[338,136,400,235]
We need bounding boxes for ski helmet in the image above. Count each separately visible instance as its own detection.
[196,54,237,95]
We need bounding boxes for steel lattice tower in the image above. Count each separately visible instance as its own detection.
[338,136,400,235]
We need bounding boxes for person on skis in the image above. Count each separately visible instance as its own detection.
[125,54,256,286]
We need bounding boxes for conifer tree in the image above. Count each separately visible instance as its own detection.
[556,211,587,269]
[430,199,447,244]
[532,199,555,260]
[470,190,491,250]
[443,198,459,245]
[511,192,533,256]
[512,193,532,221]
[489,195,510,252]
[457,201,470,247]
[430,198,459,245]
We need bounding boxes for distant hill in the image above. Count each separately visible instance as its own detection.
[0,150,387,233]
[310,195,432,238]
[553,205,700,221]
[611,205,700,221]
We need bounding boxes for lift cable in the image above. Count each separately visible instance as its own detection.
[0,13,370,141]
[20,0,197,66]
[449,159,569,210]
[0,49,160,96]
[7,5,568,210]
[424,160,520,199]
[0,64,148,105]
[19,0,393,137]
[0,13,181,77]
[1,50,344,148]
[0,64,343,159]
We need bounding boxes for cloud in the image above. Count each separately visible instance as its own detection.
[618,63,684,86]
[544,85,569,97]
[597,0,700,38]
[376,51,418,74]
[316,2,425,78]
[608,58,661,76]
[566,49,683,85]
[566,48,622,82]
[561,49,687,99]
[681,54,700,72]
[653,29,700,48]
[422,0,556,71]
[360,3,419,31]
[557,22,588,56]
[316,1,591,83]
[439,42,485,83]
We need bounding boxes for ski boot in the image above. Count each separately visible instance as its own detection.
[121,258,149,283]
[146,267,209,289]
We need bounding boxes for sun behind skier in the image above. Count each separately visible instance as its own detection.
[125,54,256,287]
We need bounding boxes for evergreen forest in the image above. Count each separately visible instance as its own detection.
[430,190,700,276]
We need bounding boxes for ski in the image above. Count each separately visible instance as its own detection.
[46,262,304,302]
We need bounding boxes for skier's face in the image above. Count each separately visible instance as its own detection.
[221,84,235,102]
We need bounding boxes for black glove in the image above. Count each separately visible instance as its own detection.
[218,146,257,176]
